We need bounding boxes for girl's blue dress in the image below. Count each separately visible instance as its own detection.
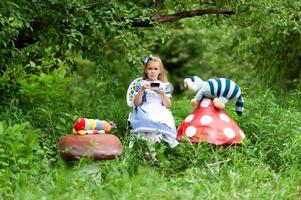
[129,80,178,147]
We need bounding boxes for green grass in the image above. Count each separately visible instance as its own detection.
[1,90,301,200]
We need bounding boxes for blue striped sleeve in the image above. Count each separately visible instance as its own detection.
[207,80,215,96]
[230,85,239,99]
[223,79,231,97]
[216,79,222,96]
[165,83,171,94]
[135,82,142,92]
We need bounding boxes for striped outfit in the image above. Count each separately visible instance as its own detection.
[195,78,244,116]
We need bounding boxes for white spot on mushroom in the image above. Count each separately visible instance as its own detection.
[239,130,245,139]
[185,114,195,122]
[224,127,235,138]
[219,113,230,122]
[200,115,213,125]
[200,98,211,108]
[185,126,197,137]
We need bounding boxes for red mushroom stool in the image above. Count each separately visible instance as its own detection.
[58,134,123,160]
[177,98,245,145]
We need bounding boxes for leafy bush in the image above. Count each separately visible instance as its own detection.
[1,1,301,199]
[0,121,49,199]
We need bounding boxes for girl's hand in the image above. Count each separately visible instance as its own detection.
[142,82,150,91]
[155,87,165,95]
[156,87,171,108]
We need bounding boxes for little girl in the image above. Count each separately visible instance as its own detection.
[129,55,178,148]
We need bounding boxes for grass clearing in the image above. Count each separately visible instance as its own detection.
[1,90,301,199]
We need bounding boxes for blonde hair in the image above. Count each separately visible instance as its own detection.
[142,56,168,82]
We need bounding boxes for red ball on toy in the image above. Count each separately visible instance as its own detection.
[74,118,86,131]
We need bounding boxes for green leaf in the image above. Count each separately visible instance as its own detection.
[29,61,36,68]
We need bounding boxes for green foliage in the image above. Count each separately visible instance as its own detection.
[238,90,301,171]
[0,121,49,199]
[154,1,301,91]
[1,0,301,199]
[20,66,70,106]
[231,1,301,88]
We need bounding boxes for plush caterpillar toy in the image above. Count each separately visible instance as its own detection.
[72,118,116,135]
[184,75,244,116]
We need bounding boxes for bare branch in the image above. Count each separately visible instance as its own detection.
[155,9,234,23]
[132,8,234,27]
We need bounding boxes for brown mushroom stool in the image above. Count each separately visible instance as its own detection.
[58,134,123,160]
[177,98,245,145]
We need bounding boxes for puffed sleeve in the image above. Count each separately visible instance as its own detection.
[134,81,142,92]
[165,83,172,97]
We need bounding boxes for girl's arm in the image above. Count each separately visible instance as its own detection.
[134,82,150,107]
[156,87,171,108]
[160,91,171,108]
